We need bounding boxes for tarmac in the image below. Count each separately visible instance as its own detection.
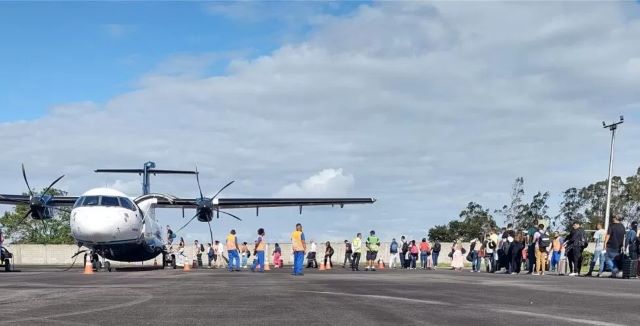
[0,266,639,326]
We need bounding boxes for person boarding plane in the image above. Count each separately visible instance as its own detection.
[0,162,375,271]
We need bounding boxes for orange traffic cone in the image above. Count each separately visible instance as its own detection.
[319,262,325,271]
[264,261,271,271]
[378,260,385,270]
[184,260,191,272]
[84,260,93,275]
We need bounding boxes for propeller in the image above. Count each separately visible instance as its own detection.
[176,168,241,242]
[13,164,66,235]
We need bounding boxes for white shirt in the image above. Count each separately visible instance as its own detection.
[594,229,606,251]
[310,242,317,253]
[217,243,224,254]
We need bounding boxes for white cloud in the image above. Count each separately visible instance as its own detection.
[2,2,640,242]
[274,169,355,197]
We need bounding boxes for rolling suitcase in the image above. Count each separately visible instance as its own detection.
[558,257,567,275]
[622,256,637,279]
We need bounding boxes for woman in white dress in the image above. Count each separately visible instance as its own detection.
[451,242,465,271]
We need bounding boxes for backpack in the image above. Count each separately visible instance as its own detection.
[577,230,588,248]
[538,231,551,248]
[390,241,398,253]
[433,242,441,252]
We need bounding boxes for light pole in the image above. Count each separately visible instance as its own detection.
[603,115,624,231]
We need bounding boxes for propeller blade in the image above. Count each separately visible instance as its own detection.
[177,212,200,233]
[207,221,214,244]
[16,209,33,226]
[43,174,65,196]
[219,210,242,221]
[195,166,204,200]
[21,164,33,196]
[211,181,235,200]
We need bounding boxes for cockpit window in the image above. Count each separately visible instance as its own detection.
[100,196,120,207]
[119,197,136,211]
[83,196,100,206]
[73,197,84,209]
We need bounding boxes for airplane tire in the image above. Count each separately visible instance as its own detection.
[105,261,112,272]
[4,259,10,272]
[171,255,177,269]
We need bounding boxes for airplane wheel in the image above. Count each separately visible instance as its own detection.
[105,261,112,272]
[171,255,177,269]
[4,259,10,272]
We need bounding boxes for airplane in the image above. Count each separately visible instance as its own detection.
[0,162,375,271]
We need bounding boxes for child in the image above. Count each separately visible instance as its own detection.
[273,243,282,268]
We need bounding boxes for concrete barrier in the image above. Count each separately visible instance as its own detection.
[3,242,597,267]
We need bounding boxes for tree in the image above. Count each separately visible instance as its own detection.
[557,187,585,232]
[428,224,453,242]
[517,191,550,229]
[0,188,74,244]
[427,202,497,242]
[495,177,525,226]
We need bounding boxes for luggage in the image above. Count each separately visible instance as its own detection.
[622,256,637,279]
[558,257,567,275]
[426,256,433,269]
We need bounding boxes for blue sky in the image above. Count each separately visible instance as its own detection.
[0,1,364,122]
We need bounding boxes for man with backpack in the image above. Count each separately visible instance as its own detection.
[432,240,441,268]
[534,224,550,275]
[389,238,399,269]
[342,239,353,268]
[400,236,410,269]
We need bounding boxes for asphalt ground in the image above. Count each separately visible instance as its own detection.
[0,266,639,326]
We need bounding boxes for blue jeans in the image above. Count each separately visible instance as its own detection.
[432,252,439,267]
[604,248,620,274]
[588,249,606,274]
[550,251,560,271]
[251,251,265,272]
[293,251,304,275]
[471,251,481,271]
[420,253,428,268]
[228,249,240,271]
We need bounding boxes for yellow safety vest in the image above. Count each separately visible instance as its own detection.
[257,236,266,251]
[226,234,237,250]
[291,231,304,251]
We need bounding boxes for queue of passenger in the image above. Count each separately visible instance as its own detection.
[163,215,640,279]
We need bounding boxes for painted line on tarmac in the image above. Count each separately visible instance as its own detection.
[493,309,626,326]
[0,291,154,325]
[295,290,450,306]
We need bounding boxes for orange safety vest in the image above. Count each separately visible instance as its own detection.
[226,234,237,250]
[552,238,561,251]
[257,236,266,251]
[291,230,304,251]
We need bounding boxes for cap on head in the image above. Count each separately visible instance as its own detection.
[370,230,375,235]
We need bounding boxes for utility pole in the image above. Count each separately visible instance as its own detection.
[603,116,624,231]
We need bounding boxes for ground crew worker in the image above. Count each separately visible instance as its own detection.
[291,223,306,276]
[365,230,380,271]
[226,229,240,272]
[251,228,266,272]
[351,233,362,271]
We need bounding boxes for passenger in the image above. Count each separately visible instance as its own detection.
[565,221,586,276]
[193,240,203,268]
[549,232,563,272]
[419,238,430,270]
[324,241,334,268]
[273,243,282,268]
[226,229,241,272]
[487,229,498,273]
[509,232,524,274]
[240,242,251,269]
[533,224,550,276]
[215,240,225,269]
[342,240,353,268]
[400,236,409,269]
[351,233,362,271]
[409,240,418,269]
[207,243,214,268]
[586,223,606,277]
[469,237,480,272]
[625,221,638,261]
[251,228,266,272]
[291,223,306,276]
[365,230,380,271]
[450,242,465,271]
[166,225,176,245]
[604,215,626,278]
[525,230,536,275]
[306,241,318,268]
[389,238,399,269]
[432,239,441,269]
[178,240,186,267]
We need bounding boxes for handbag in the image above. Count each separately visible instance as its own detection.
[466,253,473,262]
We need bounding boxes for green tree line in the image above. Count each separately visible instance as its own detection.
[428,167,640,242]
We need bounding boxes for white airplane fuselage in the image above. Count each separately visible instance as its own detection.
[70,188,164,262]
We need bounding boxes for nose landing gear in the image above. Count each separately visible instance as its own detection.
[83,251,113,272]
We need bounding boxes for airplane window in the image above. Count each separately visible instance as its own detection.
[118,197,136,211]
[100,196,120,207]
[73,197,84,209]
[82,196,99,207]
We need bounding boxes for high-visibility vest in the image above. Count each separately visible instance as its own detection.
[226,234,237,250]
[291,231,304,251]
[257,236,266,251]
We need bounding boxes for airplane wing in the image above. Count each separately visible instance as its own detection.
[0,194,78,207]
[152,197,375,210]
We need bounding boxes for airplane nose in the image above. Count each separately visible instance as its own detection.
[71,209,138,243]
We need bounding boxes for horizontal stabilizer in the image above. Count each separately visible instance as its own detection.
[95,169,198,175]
